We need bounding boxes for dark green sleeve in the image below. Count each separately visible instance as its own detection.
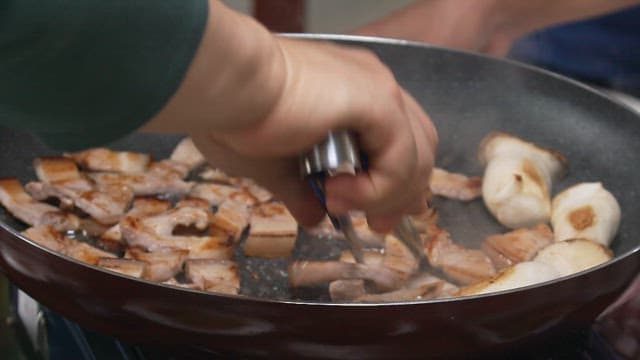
[0,0,208,150]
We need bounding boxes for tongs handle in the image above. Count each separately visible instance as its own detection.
[300,130,366,263]
[300,130,424,263]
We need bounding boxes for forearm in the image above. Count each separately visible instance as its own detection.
[492,0,640,40]
[143,0,286,134]
[355,0,640,56]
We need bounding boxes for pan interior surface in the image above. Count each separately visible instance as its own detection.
[0,36,639,304]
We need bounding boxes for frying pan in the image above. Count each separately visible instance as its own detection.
[1,34,639,359]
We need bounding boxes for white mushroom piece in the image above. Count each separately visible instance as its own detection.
[551,182,621,246]
[459,261,560,296]
[479,132,567,229]
[461,238,613,296]
[533,239,613,277]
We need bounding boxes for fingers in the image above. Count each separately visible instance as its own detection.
[325,88,436,231]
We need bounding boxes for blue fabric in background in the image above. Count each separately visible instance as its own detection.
[509,6,640,96]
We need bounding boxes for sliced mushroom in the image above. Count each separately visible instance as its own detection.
[551,182,621,246]
[459,261,561,296]
[533,238,613,277]
[479,132,567,228]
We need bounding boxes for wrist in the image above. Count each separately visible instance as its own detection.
[144,0,287,134]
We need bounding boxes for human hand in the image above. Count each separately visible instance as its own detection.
[145,1,437,232]
[191,37,437,232]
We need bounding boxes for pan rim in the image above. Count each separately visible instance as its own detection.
[1,33,639,307]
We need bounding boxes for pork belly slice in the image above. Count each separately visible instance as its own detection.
[288,260,404,291]
[64,241,116,265]
[329,272,458,302]
[0,178,79,231]
[482,224,553,270]
[89,172,192,197]
[305,212,385,246]
[170,137,205,170]
[230,177,273,204]
[328,279,366,301]
[26,182,134,225]
[79,218,112,237]
[339,249,384,266]
[21,225,71,252]
[175,235,234,260]
[243,180,273,204]
[198,167,233,183]
[328,279,429,302]
[245,202,298,257]
[120,206,211,251]
[129,198,172,216]
[66,148,150,173]
[383,234,419,282]
[101,198,171,247]
[185,259,240,295]
[97,258,146,278]
[33,157,93,191]
[409,208,438,234]
[328,236,420,300]
[423,227,496,285]
[190,183,240,206]
[429,167,482,201]
[357,282,441,302]
[175,197,213,212]
[148,160,191,179]
[212,200,250,240]
[128,247,188,282]
[162,278,200,290]
[406,273,459,299]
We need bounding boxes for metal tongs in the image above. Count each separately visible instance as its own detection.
[300,130,424,264]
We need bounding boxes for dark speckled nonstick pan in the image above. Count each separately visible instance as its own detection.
[0,35,638,359]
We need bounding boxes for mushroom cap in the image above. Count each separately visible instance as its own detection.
[479,131,568,181]
[459,261,560,296]
[551,182,621,245]
[533,238,613,277]
[482,156,552,228]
